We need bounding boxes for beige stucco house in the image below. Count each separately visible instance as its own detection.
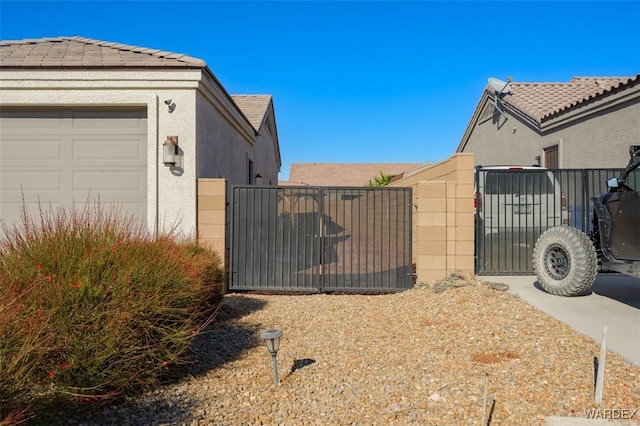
[0,36,281,237]
[457,75,640,168]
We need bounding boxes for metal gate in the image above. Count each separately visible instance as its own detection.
[229,186,413,292]
[475,168,624,274]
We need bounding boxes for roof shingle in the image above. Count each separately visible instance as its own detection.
[0,36,206,68]
[491,75,640,123]
[230,95,272,130]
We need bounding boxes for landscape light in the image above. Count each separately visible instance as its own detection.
[261,329,283,385]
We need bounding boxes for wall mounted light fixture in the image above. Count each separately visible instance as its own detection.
[163,136,179,167]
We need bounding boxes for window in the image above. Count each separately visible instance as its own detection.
[485,171,555,195]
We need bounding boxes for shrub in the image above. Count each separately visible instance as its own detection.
[0,202,225,418]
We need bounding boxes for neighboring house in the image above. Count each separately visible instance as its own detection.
[285,163,423,187]
[457,75,640,168]
[0,36,281,236]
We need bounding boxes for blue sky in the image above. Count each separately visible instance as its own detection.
[1,1,639,180]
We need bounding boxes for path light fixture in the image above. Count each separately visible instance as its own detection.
[261,329,283,385]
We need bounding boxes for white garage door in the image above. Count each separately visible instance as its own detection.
[0,107,147,227]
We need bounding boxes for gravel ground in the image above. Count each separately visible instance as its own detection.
[50,277,639,425]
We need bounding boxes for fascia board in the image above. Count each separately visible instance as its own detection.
[267,101,282,169]
[456,91,491,152]
[0,69,204,88]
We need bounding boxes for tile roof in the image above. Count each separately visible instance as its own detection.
[230,95,272,130]
[0,36,206,68]
[492,75,640,123]
[288,163,423,187]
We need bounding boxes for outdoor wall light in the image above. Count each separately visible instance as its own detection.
[163,136,179,167]
[261,329,283,385]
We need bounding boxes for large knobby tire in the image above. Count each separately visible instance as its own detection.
[532,226,598,296]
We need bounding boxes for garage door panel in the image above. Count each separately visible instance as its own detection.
[72,170,145,192]
[1,170,64,192]
[72,120,145,131]
[72,137,145,162]
[72,109,147,121]
[1,138,64,161]
[1,200,66,224]
[1,199,144,226]
[0,116,64,129]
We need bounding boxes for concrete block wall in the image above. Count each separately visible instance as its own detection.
[197,178,228,267]
[390,153,475,283]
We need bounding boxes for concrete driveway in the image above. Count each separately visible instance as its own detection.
[478,274,640,366]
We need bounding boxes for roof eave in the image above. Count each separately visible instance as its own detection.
[540,83,640,131]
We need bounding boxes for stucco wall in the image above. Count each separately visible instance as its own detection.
[463,101,541,167]
[195,89,278,187]
[544,99,640,167]
[195,93,250,185]
[252,129,280,186]
[462,91,640,168]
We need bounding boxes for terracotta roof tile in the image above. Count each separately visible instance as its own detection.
[490,75,640,123]
[0,36,207,68]
[288,163,423,187]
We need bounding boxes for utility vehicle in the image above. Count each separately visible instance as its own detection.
[533,145,640,296]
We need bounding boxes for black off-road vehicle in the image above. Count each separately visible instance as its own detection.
[533,145,640,296]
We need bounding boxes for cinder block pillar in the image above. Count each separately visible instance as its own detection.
[197,178,228,268]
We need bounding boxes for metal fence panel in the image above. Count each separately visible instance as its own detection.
[475,168,623,275]
[229,186,413,292]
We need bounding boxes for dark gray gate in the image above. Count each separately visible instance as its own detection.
[229,186,413,292]
[475,168,624,274]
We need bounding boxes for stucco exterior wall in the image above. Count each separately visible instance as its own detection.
[462,90,640,168]
[252,129,280,186]
[462,100,541,167]
[542,98,640,168]
[195,86,278,187]
[195,92,252,185]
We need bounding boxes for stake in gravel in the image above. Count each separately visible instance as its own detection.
[261,329,284,386]
[595,325,608,405]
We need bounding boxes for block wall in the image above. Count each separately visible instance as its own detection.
[197,178,228,268]
[390,153,475,282]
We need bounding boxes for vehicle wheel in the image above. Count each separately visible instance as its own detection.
[533,226,597,296]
